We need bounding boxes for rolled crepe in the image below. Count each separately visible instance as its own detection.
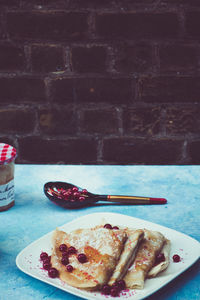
[148,239,171,278]
[124,229,165,289]
[108,229,144,285]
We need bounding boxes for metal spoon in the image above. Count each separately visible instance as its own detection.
[44,181,167,209]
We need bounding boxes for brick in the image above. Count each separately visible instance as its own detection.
[0,43,26,71]
[103,138,183,164]
[96,13,179,39]
[76,78,133,104]
[18,137,97,163]
[31,45,65,73]
[7,12,88,41]
[188,141,200,164]
[0,0,20,6]
[0,138,16,148]
[123,106,162,135]
[68,0,119,9]
[71,46,107,73]
[161,0,200,6]
[184,0,200,4]
[114,43,153,73]
[0,77,45,103]
[80,108,119,134]
[52,78,133,105]
[185,12,200,38]
[117,0,161,10]
[0,109,35,133]
[51,78,74,104]
[119,0,156,4]
[139,76,200,103]
[0,15,3,39]
[21,0,67,8]
[166,106,200,135]
[160,44,197,72]
[39,107,77,135]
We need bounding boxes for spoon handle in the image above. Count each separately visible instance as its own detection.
[99,195,167,204]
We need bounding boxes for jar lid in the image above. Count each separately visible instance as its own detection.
[0,143,17,165]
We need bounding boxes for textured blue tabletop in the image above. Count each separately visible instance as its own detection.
[1,165,200,300]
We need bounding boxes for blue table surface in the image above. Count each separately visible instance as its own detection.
[0,165,200,300]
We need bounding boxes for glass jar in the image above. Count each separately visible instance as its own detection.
[0,143,17,211]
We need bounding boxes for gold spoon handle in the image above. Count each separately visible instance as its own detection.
[106,195,167,204]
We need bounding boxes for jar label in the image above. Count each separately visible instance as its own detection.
[0,179,14,207]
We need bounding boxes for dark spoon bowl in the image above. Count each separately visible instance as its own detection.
[44,181,99,209]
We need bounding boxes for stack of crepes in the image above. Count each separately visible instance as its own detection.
[50,223,171,291]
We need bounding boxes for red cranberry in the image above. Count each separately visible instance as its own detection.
[173,254,181,262]
[73,192,80,198]
[116,280,126,291]
[66,190,73,196]
[101,284,111,295]
[60,190,68,196]
[43,261,51,270]
[48,267,59,278]
[62,191,70,197]
[104,224,112,229]
[68,246,77,255]
[72,187,78,192]
[59,244,68,252]
[66,265,73,272]
[110,286,119,297]
[62,251,68,258]
[61,191,70,200]
[61,257,69,265]
[40,252,49,261]
[82,189,88,194]
[77,253,87,263]
[112,226,119,230]
[155,253,165,265]
[79,196,85,202]
[112,281,121,292]
[43,257,51,265]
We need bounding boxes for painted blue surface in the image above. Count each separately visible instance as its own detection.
[0,165,199,300]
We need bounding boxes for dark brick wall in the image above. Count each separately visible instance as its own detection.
[0,0,200,164]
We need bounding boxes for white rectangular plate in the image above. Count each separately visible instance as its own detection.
[16,212,200,300]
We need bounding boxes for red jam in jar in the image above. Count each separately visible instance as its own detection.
[0,143,17,212]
